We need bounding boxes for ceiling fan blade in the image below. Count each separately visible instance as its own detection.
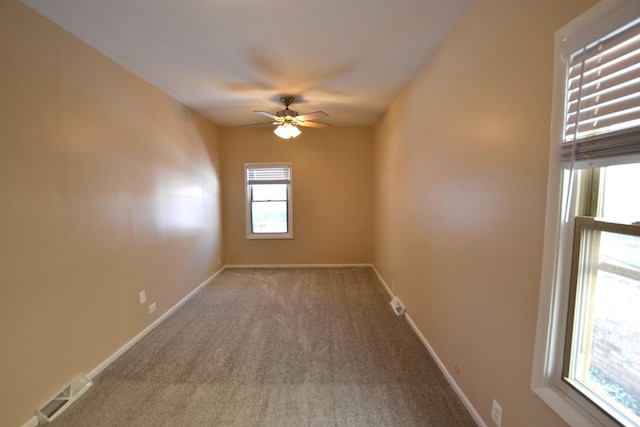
[239,121,276,128]
[296,111,329,121]
[254,111,278,120]
[298,121,331,128]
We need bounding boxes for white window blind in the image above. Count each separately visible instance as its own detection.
[561,16,640,163]
[247,166,291,185]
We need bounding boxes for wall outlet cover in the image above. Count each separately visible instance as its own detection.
[390,297,405,316]
[491,399,502,426]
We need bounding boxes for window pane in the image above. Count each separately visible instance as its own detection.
[252,184,287,202]
[569,227,640,424]
[251,201,287,233]
[601,163,640,224]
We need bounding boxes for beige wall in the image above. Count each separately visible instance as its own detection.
[0,2,223,426]
[2,0,610,425]
[221,127,373,265]
[372,0,597,426]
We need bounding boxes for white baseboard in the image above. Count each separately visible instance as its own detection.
[225,263,373,269]
[404,313,487,427]
[370,266,486,427]
[21,269,224,427]
[20,416,38,427]
[87,267,224,379]
[370,265,394,298]
[22,264,483,427]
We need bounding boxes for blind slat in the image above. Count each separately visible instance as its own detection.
[567,92,640,123]
[567,56,640,95]
[561,128,640,162]
[566,96,640,129]
[562,16,640,163]
[561,1,640,57]
[565,109,640,141]
[567,75,640,111]
[247,165,291,185]
[568,25,640,73]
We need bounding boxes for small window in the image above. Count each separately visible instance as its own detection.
[245,163,293,239]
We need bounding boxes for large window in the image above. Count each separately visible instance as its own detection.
[245,163,293,239]
[563,166,640,426]
[533,1,640,426]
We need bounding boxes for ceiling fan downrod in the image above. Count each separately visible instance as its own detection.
[280,96,295,108]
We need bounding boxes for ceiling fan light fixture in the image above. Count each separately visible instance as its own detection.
[274,123,301,139]
[289,125,301,138]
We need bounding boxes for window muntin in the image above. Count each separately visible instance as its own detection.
[564,217,640,426]
[244,163,293,240]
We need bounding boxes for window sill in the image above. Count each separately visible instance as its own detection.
[532,385,601,427]
[245,233,293,240]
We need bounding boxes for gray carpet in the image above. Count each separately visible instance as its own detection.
[51,267,476,426]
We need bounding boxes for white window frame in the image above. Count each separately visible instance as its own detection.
[532,1,640,426]
[244,162,293,240]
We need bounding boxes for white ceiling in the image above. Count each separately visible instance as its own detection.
[22,0,473,127]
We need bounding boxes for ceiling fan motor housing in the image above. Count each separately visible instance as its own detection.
[277,96,297,118]
[280,96,295,106]
[276,109,298,118]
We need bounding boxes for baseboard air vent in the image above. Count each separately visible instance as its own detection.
[36,374,93,424]
[390,296,405,316]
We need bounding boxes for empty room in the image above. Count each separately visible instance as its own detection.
[2,0,640,426]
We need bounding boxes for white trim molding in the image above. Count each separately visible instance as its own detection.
[370,265,485,427]
[224,263,373,269]
[21,267,225,427]
[19,416,39,427]
[88,268,224,379]
[404,313,487,427]
[22,264,483,427]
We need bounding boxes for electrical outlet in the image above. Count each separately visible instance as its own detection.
[139,290,146,305]
[217,257,221,266]
[491,399,502,426]
[149,303,156,314]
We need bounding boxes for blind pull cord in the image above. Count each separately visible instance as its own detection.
[564,47,588,223]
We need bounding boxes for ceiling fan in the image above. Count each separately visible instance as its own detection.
[240,96,331,139]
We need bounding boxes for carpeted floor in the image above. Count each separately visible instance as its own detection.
[51,267,476,426]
